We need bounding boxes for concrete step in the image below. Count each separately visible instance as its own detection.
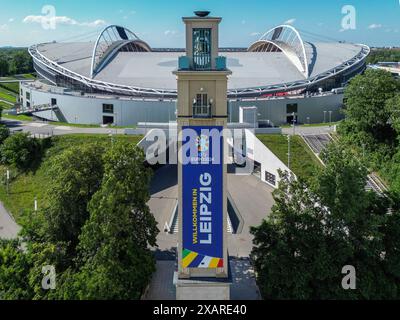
[170,216,233,234]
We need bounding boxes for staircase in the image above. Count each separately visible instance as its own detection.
[170,215,233,234]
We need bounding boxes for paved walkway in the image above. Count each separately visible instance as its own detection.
[282,125,335,136]
[227,173,275,258]
[2,118,142,136]
[0,202,20,239]
[148,165,178,252]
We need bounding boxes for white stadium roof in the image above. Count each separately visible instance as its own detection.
[30,25,370,98]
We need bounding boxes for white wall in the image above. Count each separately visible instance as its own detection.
[229,93,344,126]
[22,82,344,126]
[21,83,176,126]
[245,129,293,188]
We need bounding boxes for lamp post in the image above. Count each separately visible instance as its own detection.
[287,135,291,171]
[6,169,10,196]
[323,111,327,124]
[329,111,332,127]
[292,112,296,136]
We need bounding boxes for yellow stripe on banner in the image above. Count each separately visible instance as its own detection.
[182,252,198,268]
[209,258,220,268]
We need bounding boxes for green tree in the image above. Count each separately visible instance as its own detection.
[0,57,9,77]
[0,132,41,170]
[341,69,399,146]
[40,144,105,252]
[0,240,33,300]
[74,141,158,299]
[251,142,399,299]
[314,142,369,220]
[0,125,10,145]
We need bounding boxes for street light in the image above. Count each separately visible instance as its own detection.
[323,111,327,123]
[292,112,297,136]
[5,169,10,196]
[287,135,291,171]
[329,111,333,127]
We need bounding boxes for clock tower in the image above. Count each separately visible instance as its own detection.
[174,11,232,300]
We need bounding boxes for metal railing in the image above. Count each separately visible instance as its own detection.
[192,105,211,118]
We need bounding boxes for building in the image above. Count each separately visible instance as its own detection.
[175,11,230,300]
[21,19,370,126]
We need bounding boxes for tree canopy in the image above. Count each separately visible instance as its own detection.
[1,140,158,300]
[251,142,400,299]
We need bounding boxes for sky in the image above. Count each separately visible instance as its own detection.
[0,0,399,48]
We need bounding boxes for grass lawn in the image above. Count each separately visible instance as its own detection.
[0,87,17,103]
[0,101,13,110]
[0,82,19,94]
[20,73,36,80]
[257,134,323,180]
[0,134,143,222]
[2,113,33,121]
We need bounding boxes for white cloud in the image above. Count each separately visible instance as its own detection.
[250,32,261,37]
[164,30,177,36]
[8,18,14,23]
[23,15,106,28]
[368,23,382,30]
[0,24,9,31]
[284,18,296,25]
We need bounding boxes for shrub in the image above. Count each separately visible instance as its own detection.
[0,132,42,170]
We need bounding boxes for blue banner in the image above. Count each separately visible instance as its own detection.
[181,126,224,269]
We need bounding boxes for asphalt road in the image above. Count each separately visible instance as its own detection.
[282,125,334,136]
[0,202,20,239]
[2,118,141,136]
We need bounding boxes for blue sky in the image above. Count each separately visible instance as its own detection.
[0,0,399,47]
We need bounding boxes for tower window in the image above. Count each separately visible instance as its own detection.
[193,93,211,118]
[193,28,211,70]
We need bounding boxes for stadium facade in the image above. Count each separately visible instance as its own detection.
[20,23,370,126]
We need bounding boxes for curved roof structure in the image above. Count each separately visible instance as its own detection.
[249,25,309,78]
[29,24,370,98]
[90,25,151,78]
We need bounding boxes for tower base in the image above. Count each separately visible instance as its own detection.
[174,273,231,300]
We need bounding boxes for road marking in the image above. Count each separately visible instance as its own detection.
[54,126,73,131]
[28,123,48,128]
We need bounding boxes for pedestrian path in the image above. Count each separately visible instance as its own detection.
[0,202,20,239]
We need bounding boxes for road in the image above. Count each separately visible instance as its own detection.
[0,202,20,239]
[2,118,143,136]
[282,125,335,136]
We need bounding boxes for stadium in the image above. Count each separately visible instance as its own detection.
[20,23,370,126]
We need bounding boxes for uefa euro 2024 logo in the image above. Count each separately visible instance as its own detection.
[196,135,209,154]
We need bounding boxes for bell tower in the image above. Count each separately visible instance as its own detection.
[174,11,232,300]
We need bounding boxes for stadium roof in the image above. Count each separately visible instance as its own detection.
[30,25,370,97]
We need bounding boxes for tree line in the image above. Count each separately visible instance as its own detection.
[0,136,159,299]
[251,69,400,299]
[0,48,34,77]
[367,48,400,65]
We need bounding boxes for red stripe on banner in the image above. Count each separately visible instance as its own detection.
[217,259,224,268]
